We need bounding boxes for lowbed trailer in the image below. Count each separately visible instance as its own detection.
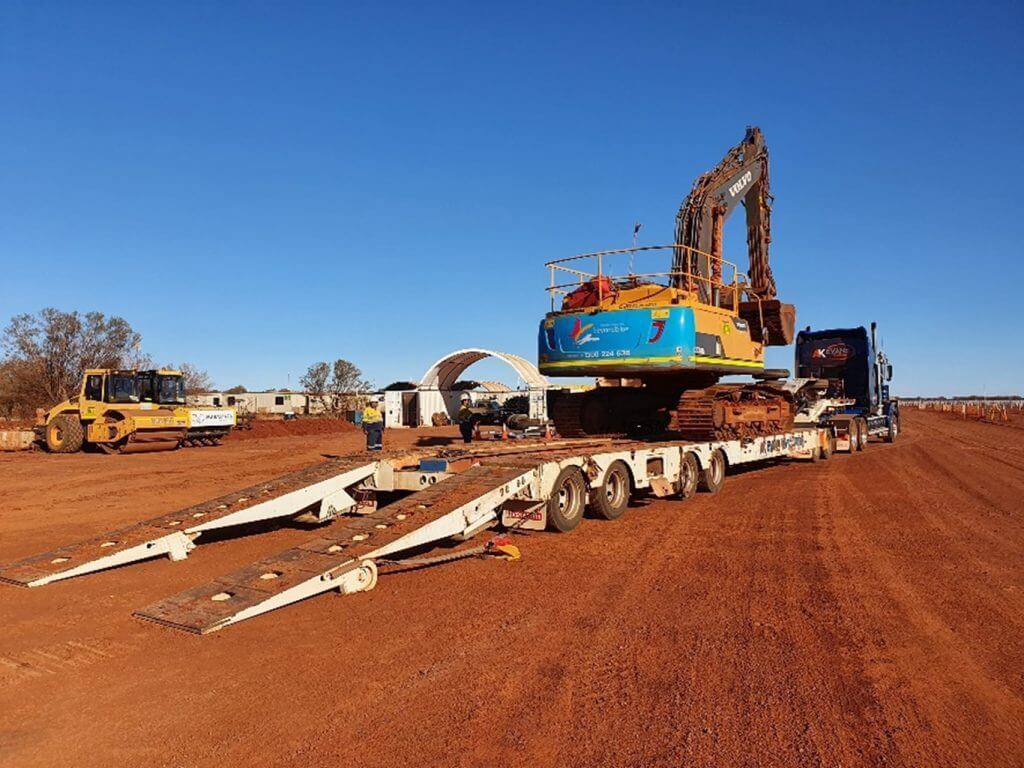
[0,427,834,634]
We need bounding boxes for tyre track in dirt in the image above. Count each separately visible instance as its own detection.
[818,421,1024,766]
[281,459,908,768]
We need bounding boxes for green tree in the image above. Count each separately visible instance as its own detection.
[300,358,372,416]
[1,308,143,413]
[167,362,213,393]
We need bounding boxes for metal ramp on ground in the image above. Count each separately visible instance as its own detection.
[0,455,383,587]
[133,463,536,633]
[0,440,616,590]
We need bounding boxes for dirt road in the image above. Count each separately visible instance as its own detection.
[1,410,1021,767]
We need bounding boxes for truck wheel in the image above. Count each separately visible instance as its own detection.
[698,449,726,494]
[679,452,700,499]
[45,414,84,453]
[547,466,586,532]
[590,460,630,521]
[884,415,899,443]
[855,419,867,451]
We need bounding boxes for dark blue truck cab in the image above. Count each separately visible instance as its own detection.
[795,323,899,446]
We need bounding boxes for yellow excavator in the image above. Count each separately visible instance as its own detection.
[539,126,799,439]
[36,368,235,454]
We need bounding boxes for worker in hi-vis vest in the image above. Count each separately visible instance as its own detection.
[457,394,475,444]
[362,399,384,451]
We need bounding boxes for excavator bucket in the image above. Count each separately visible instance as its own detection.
[739,300,795,346]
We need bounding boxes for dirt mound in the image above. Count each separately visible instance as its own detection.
[0,418,36,429]
[229,417,358,441]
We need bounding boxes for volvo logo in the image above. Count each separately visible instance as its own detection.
[728,171,753,198]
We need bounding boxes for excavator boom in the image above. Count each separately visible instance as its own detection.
[673,126,776,301]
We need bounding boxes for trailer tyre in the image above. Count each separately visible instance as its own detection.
[547,466,586,532]
[845,421,859,452]
[855,419,867,451]
[821,433,835,460]
[45,414,84,453]
[698,449,726,494]
[679,452,700,500]
[590,460,631,521]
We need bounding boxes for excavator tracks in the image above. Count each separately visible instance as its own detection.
[672,389,718,439]
[550,392,588,438]
[671,384,795,442]
[554,384,797,442]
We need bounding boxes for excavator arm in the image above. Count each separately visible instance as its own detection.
[672,126,776,301]
[671,126,793,346]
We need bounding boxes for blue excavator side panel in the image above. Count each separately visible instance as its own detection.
[538,306,696,377]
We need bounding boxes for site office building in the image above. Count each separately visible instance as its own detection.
[190,391,308,415]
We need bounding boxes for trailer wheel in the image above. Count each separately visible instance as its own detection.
[45,414,84,453]
[821,432,835,460]
[547,466,586,532]
[698,449,726,494]
[590,460,630,521]
[851,421,868,450]
[679,452,700,500]
[845,422,859,452]
[884,414,899,443]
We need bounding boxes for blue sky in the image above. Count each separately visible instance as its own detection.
[2,1,1021,396]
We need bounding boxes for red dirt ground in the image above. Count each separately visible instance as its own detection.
[228,416,358,441]
[0,410,1021,768]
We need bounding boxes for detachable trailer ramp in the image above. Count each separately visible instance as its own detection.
[1,429,831,633]
[134,462,536,633]
[0,453,386,588]
[0,439,614,589]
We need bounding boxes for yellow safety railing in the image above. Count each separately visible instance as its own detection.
[545,244,757,312]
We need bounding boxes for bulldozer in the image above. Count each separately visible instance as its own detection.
[36,368,235,454]
[539,126,802,441]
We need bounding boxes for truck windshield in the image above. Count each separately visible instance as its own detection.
[158,376,186,404]
[107,375,139,403]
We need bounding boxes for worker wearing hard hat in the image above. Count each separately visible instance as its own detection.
[362,399,384,451]
[457,394,475,444]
